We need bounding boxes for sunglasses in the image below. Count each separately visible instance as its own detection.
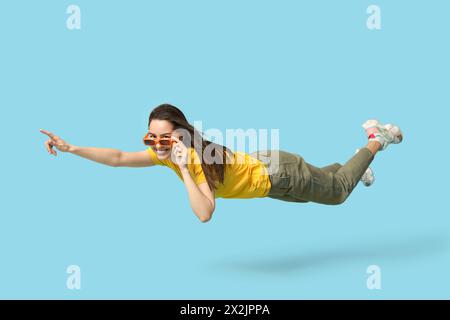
[143,132,183,147]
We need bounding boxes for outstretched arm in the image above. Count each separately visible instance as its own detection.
[40,129,154,167]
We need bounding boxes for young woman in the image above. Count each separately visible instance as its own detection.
[40,103,403,223]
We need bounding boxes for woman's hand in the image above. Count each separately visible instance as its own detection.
[40,129,72,156]
[171,136,188,170]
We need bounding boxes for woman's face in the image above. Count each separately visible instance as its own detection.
[148,119,180,160]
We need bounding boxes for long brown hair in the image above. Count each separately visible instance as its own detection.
[148,103,233,191]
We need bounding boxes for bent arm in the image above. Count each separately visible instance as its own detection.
[180,168,215,223]
[69,146,153,167]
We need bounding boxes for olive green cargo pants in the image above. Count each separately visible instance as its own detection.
[249,148,374,205]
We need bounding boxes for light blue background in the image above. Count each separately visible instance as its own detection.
[1,0,449,299]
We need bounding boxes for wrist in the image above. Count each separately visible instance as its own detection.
[180,166,189,174]
[68,145,77,153]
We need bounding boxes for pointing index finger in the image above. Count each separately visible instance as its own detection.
[40,129,55,138]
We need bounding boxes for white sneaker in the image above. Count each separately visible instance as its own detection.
[355,148,375,187]
[362,119,403,151]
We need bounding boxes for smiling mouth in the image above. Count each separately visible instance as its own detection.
[155,148,170,154]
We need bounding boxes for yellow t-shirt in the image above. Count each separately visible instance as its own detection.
[146,147,272,199]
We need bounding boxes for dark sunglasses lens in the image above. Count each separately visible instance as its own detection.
[145,139,156,146]
[160,139,172,146]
